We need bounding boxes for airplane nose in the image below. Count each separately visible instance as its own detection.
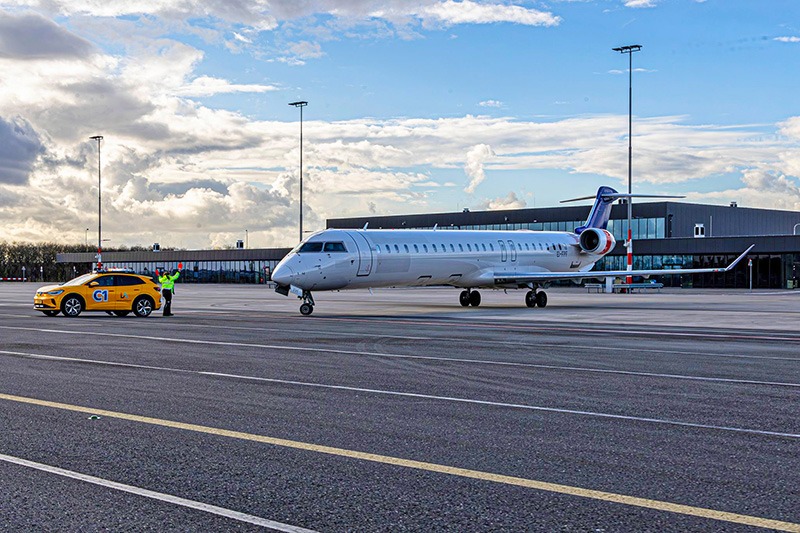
[271,263,294,286]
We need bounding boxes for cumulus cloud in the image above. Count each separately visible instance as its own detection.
[774,36,800,43]
[1,4,799,249]
[0,10,95,59]
[0,116,43,185]
[479,99,503,108]
[464,143,495,194]
[476,191,527,210]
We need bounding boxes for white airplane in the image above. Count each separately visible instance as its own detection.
[272,186,754,315]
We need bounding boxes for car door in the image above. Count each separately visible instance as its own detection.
[86,274,117,311]
[115,275,146,310]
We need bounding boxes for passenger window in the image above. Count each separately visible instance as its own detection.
[404,244,409,253]
[467,244,472,252]
[423,244,428,253]
[450,244,455,252]
[489,243,494,251]
[458,244,464,252]
[525,243,530,251]
[299,242,324,253]
[394,244,400,253]
[482,243,487,251]
[414,244,419,253]
[385,245,391,253]
[323,242,347,252]
[432,244,438,252]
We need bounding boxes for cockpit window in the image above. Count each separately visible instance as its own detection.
[323,242,347,252]
[299,242,324,253]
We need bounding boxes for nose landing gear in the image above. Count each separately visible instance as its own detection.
[299,291,315,316]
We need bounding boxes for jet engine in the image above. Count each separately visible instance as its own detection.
[579,228,615,255]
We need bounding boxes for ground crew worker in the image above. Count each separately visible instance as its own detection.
[156,263,182,316]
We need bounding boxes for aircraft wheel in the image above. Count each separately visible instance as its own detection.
[300,303,314,316]
[469,290,481,307]
[535,291,548,308]
[525,291,536,308]
[459,290,471,307]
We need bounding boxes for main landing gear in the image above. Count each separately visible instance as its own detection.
[459,289,482,307]
[299,290,315,316]
[525,289,547,308]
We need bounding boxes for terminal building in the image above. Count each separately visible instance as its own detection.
[57,199,800,289]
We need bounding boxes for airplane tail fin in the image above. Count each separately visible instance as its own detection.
[563,186,618,234]
[562,187,685,234]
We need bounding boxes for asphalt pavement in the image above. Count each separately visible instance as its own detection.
[0,283,798,531]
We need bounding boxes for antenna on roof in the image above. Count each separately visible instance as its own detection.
[362,222,369,230]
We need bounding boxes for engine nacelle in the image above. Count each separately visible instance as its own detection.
[579,228,615,255]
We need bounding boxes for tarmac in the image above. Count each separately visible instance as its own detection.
[0,282,798,531]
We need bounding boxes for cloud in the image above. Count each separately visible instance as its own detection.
[172,76,279,97]
[774,36,800,43]
[624,0,658,7]
[479,100,503,108]
[476,191,527,210]
[688,169,800,211]
[464,143,495,194]
[0,10,95,60]
[416,1,561,27]
[0,116,44,185]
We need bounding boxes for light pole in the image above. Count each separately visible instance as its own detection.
[288,101,308,243]
[89,135,104,269]
[612,44,641,285]
[85,228,89,247]
[245,229,249,249]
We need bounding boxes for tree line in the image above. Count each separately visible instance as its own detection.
[0,242,150,282]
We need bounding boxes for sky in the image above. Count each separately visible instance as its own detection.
[0,0,799,250]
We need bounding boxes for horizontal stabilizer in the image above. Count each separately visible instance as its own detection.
[561,192,685,203]
[494,245,754,285]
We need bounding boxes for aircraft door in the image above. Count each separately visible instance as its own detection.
[349,232,374,276]
[507,240,517,262]
[498,240,507,262]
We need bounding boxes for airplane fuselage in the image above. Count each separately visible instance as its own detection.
[272,228,609,292]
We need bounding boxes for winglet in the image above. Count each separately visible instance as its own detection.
[723,244,755,272]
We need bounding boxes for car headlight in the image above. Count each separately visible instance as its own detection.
[45,290,64,296]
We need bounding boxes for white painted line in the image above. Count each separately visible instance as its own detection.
[0,325,797,387]
[1,349,798,440]
[0,452,317,532]
[133,321,800,362]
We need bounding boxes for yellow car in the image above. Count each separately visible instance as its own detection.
[34,271,162,317]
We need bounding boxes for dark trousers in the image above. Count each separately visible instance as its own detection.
[162,288,173,315]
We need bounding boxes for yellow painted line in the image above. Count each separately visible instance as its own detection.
[1,392,798,531]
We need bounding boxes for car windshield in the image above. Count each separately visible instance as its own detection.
[63,273,96,287]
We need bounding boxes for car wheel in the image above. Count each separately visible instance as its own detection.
[61,295,84,317]
[113,311,131,317]
[133,296,154,317]
[42,310,60,317]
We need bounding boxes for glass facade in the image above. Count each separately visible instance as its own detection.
[421,217,665,240]
[595,253,794,289]
[101,259,281,284]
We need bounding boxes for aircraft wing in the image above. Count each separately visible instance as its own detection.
[494,245,754,285]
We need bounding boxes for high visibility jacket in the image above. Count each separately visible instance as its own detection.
[159,271,180,290]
